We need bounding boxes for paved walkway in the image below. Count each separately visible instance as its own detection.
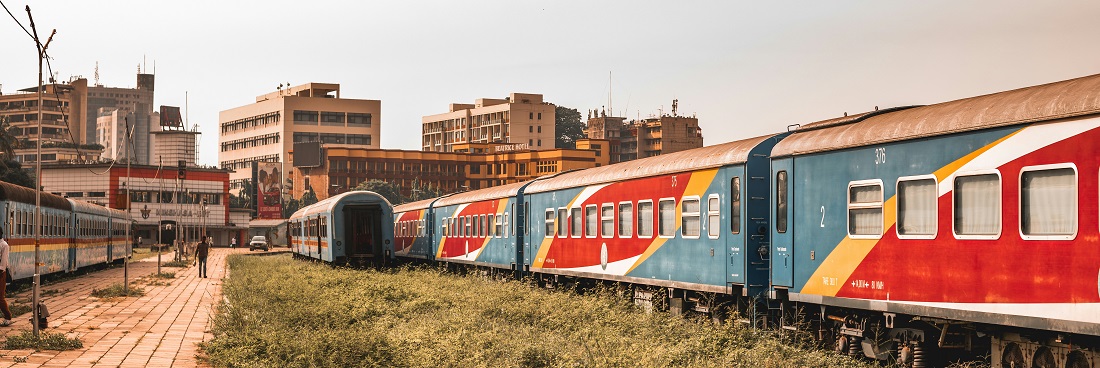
[0,247,262,367]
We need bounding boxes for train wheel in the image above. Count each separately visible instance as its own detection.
[1001,343,1025,368]
[1065,351,1091,368]
[1031,347,1056,368]
[835,334,850,355]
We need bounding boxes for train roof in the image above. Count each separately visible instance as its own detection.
[393,198,437,213]
[434,181,530,207]
[524,134,777,194]
[0,181,71,211]
[289,190,393,220]
[773,73,1100,157]
[69,199,112,217]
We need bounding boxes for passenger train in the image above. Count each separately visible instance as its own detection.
[0,181,133,281]
[305,74,1100,368]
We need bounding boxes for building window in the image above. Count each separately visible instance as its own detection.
[293,110,318,124]
[1021,165,1076,238]
[847,180,884,238]
[897,176,937,238]
[537,139,542,147]
[529,126,533,133]
[537,113,542,120]
[681,197,701,238]
[347,113,371,126]
[953,172,1001,238]
[537,126,542,133]
[529,112,534,119]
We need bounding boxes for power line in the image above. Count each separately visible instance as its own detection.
[0,0,33,40]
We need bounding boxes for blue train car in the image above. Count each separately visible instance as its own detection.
[522,134,785,300]
[288,190,395,266]
[1,182,72,278]
[770,75,1100,366]
[392,198,441,261]
[430,181,527,271]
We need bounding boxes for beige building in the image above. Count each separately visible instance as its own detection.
[218,82,381,194]
[0,79,103,164]
[586,100,703,162]
[422,93,555,152]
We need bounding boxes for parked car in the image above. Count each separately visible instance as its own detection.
[249,235,269,251]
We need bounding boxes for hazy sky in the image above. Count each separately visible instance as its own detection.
[3,1,1100,166]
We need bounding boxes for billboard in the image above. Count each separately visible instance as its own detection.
[159,105,183,127]
[253,162,283,219]
[293,141,323,167]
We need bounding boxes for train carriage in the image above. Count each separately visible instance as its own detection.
[70,200,114,270]
[430,182,527,270]
[393,197,445,261]
[288,190,394,266]
[0,182,73,278]
[770,75,1100,366]
[523,134,785,297]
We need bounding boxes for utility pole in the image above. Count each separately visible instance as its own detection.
[26,5,55,339]
[158,156,163,275]
[124,117,131,294]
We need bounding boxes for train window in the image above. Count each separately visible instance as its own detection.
[659,198,676,238]
[681,197,701,238]
[708,194,721,239]
[601,204,614,238]
[848,180,884,238]
[618,202,633,237]
[953,171,1002,239]
[776,171,788,233]
[1020,164,1077,239]
[637,200,653,238]
[502,213,509,238]
[897,176,938,238]
[585,205,598,238]
[458,216,464,237]
[570,207,582,238]
[486,215,494,237]
[482,215,488,237]
[731,177,741,235]
[545,209,555,238]
[479,215,485,238]
[443,218,449,237]
[557,208,568,238]
[467,216,473,237]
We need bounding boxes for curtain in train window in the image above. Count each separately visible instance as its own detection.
[897,178,937,236]
[601,205,614,238]
[659,199,676,237]
[848,182,883,237]
[681,198,701,237]
[1021,167,1076,235]
[708,195,720,238]
[776,171,788,233]
[618,202,633,237]
[557,208,568,237]
[570,207,582,238]
[585,205,598,237]
[954,174,1001,235]
[545,210,555,237]
[637,201,653,237]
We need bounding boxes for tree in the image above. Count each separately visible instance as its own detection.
[353,180,403,205]
[282,198,301,218]
[407,177,442,202]
[300,185,319,207]
[230,180,254,209]
[0,159,35,189]
[555,105,586,149]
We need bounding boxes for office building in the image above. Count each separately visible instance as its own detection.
[422,93,555,152]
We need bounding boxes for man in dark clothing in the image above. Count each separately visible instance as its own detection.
[196,235,210,278]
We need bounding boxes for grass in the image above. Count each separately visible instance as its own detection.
[161,260,191,268]
[9,303,30,317]
[204,254,877,368]
[3,331,83,351]
[90,283,145,298]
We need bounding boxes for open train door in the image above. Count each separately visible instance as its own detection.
[344,204,384,268]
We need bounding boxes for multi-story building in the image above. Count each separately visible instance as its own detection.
[218,82,381,196]
[422,93,555,152]
[0,78,102,164]
[289,140,609,201]
[39,163,240,247]
[87,73,156,164]
[585,100,703,162]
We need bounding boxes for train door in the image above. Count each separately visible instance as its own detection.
[315,217,322,260]
[725,169,746,290]
[69,216,79,272]
[771,158,795,288]
[344,205,382,267]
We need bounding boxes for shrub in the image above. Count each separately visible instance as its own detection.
[90,283,145,298]
[3,331,83,351]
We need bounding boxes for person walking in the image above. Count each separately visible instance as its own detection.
[197,235,210,278]
[0,227,12,326]
[230,236,236,248]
